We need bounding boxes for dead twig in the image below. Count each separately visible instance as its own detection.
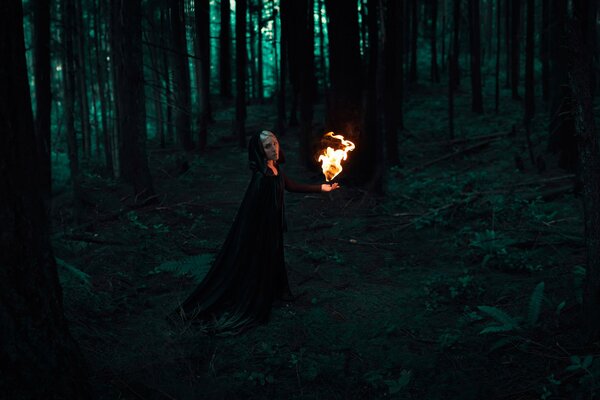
[410,139,498,173]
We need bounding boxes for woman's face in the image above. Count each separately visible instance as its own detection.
[261,134,279,161]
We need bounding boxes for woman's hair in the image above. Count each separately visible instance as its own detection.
[259,130,276,143]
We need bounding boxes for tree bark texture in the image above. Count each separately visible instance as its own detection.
[111,0,155,196]
[0,1,91,397]
[236,0,247,147]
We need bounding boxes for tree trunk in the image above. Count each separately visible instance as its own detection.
[409,0,418,83]
[33,0,51,199]
[111,0,155,196]
[248,1,257,99]
[547,0,575,171]
[452,0,460,88]
[170,0,193,151]
[297,0,316,167]
[524,0,534,121]
[93,0,112,173]
[567,21,600,341]
[0,1,91,397]
[510,0,520,99]
[495,0,500,112]
[468,0,483,113]
[540,0,549,101]
[75,0,92,158]
[63,0,83,201]
[324,0,362,136]
[430,0,440,83]
[396,0,405,130]
[220,0,232,98]
[235,0,247,147]
[195,0,211,151]
[384,0,399,165]
[257,0,264,102]
[318,0,328,95]
[505,0,510,87]
[276,0,287,135]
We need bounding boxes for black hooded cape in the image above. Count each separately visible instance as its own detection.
[173,133,320,335]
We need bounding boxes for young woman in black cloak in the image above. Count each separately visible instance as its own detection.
[171,130,339,335]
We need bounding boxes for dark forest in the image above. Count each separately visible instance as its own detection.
[2,0,600,398]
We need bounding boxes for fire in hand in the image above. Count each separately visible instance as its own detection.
[318,132,356,182]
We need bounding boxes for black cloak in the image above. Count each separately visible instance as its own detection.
[173,132,320,335]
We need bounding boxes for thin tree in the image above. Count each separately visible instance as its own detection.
[430,0,440,82]
[567,21,600,340]
[384,0,399,165]
[495,0,500,112]
[62,0,83,203]
[0,1,91,397]
[409,0,418,83]
[75,0,92,158]
[510,0,520,99]
[540,0,549,101]
[111,0,154,196]
[524,0,534,121]
[468,0,483,113]
[297,0,316,166]
[451,0,460,88]
[170,0,193,150]
[220,0,232,98]
[276,0,287,135]
[235,0,247,147]
[257,0,264,102]
[33,0,51,198]
[195,0,212,150]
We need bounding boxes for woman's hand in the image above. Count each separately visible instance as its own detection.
[321,183,340,192]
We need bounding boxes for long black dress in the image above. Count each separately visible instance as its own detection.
[173,133,320,335]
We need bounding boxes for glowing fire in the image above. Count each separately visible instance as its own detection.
[318,132,356,182]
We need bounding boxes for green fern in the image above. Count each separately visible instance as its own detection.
[477,306,520,331]
[527,281,545,326]
[151,254,213,282]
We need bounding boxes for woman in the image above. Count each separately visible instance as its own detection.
[172,130,339,335]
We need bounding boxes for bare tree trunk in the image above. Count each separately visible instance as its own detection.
[220,0,232,98]
[148,11,165,149]
[495,0,500,112]
[248,0,257,100]
[63,0,82,201]
[452,0,460,88]
[430,0,440,83]
[524,0,534,121]
[235,0,247,147]
[409,0,418,83]
[276,0,287,135]
[540,0,549,102]
[75,0,92,158]
[510,0,520,99]
[257,0,264,102]
[111,0,155,196]
[33,0,51,198]
[170,0,193,151]
[384,0,399,165]
[567,21,600,340]
[195,0,211,151]
[505,0,510,88]
[468,0,483,113]
[0,1,91,396]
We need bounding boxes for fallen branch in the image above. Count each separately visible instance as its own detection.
[424,130,513,146]
[410,139,497,173]
[61,234,127,246]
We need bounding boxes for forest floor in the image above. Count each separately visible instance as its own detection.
[51,81,599,399]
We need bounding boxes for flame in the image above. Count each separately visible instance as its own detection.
[317,132,355,182]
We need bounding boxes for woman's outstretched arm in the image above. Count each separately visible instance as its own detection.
[282,172,339,193]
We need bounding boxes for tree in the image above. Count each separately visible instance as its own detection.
[195,0,212,151]
[111,0,155,196]
[235,0,247,147]
[524,0,535,121]
[33,0,51,199]
[220,0,232,98]
[468,0,483,113]
[567,21,600,340]
[170,0,193,151]
[430,0,440,83]
[384,0,400,165]
[510,0,521,99]
[324,0,363,165]
[0,1,91,397]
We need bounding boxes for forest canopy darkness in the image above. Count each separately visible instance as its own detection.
[2,0,600,398]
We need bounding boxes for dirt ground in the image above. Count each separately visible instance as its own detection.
[52,83,596,399]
